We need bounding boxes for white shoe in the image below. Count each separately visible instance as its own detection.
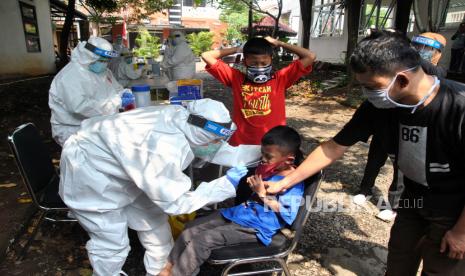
[376,209,397,222]
[353,194,367,206]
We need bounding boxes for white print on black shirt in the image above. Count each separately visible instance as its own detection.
[398,124,428,186]
[429,163,450,172]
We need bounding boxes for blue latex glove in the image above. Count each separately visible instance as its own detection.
[226,166,248,189]
[121,91,135,108]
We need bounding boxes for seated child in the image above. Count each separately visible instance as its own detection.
[159,125,305,276]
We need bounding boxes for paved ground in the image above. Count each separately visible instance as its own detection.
[0,67,397,275]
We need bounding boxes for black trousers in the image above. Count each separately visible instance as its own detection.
[359,135,388,195]
[387,207,465,276]
[450,48,465,72]
[360,136,404,209]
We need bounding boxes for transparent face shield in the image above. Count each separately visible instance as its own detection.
[187,114,236,165]
[411,36,443,62]
[84,42,118,58]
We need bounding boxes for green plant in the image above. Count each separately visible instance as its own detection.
[217,0,264,42]
[133,27,160,59]
[223,12,248,43]
[187,32,214,56]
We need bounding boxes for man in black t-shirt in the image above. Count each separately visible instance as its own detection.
[265,30,465,275]
[353,32,449,221]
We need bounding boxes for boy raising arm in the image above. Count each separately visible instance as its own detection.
[201,37,316,146]
[201,36,315,69]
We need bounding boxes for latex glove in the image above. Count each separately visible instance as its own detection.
[121,91,135,108]
[120,88,132,96]
[226,166,248,189]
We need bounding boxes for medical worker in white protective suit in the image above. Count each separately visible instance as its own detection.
[49,36,135,146]
[59,98,261,276]
[161,31,196,81]
[109,35,127,76]
[114,48,144,87]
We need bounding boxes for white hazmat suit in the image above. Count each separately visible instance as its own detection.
[114,49,144,87]
[49,36,125,146]
[59,99,260,276]
[161,31,196,81]
[108,35,126,74]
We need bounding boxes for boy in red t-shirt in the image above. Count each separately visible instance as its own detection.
[201,37,315,146]
[202,37,315,146]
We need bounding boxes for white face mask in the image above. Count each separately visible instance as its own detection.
[362,67,440,113]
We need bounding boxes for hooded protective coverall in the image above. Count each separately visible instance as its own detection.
[59,99,260,276]
[108,35,126,74]
[114,49,144,87]
[49,36,125,146]
[161,31,196,81]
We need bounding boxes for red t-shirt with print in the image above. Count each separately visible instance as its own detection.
[206,59,312,146]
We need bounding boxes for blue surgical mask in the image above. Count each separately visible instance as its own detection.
[89,61,108,74]
[246,65,272,83]
[362,67,440,113]
[419,50,434,62]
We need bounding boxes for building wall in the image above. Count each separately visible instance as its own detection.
[182,18,227,49]
[145,6,226,49]
[308,13,349,64]
[306,1,463,67]
[182,5,220,19]
[281,0,300,44]
[0,0,55,79]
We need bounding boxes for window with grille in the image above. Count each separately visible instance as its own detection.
[444,0,465,27]
[358,0,396,36]
[311,0,345,38]
[19,1,41,52]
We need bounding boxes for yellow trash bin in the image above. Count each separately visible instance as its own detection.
[168,212,197,240]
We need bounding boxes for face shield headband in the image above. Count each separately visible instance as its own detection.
[187,114,235,140]
[411,36,444,52]
[85,42,118,58]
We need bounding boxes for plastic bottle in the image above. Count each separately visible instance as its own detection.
[131,85,151,108]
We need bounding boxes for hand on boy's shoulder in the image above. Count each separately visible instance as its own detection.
[265,181,287,195]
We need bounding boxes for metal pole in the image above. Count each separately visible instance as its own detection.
[375,0,381,28]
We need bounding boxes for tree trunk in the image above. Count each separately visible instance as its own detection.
[299,0,313,49]
[57,0,76,70]
[345,0,362,95]
[58,0,76,70]
[345,0,362,67]
[395,0,414,33]
[248,0,253,39]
